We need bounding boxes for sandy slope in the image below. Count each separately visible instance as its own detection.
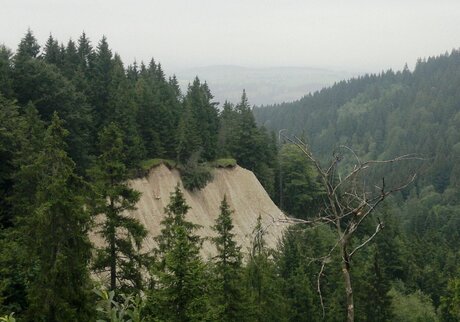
[128,164,286,258]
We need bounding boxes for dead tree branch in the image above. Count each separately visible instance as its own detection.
[269,133,420,322]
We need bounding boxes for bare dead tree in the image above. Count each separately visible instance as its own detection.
[258,136,420,322]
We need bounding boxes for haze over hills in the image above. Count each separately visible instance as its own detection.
[254,50,460,192]
[173,65,359,106]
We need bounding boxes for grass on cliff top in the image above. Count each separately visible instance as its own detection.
[210,158,237,168]
[138,158,236,173]
[139,158,177,171]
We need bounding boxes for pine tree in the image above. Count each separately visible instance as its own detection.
[77,32,94,70]
[278,143,324,219]
[0,97,32,315]
[217,101,237,157]
[246,214,287,322]
[146,185,209,322]
[184,77,219,161]
[15,29,40,61]
[0,95,23,229]
[106,55,145,166]
[62,39,80,79]
[0,45,14,98]
[42,35,63,67]
[176,101,202,163]
[233,90,258,170]
[211,196,248,322]
[15,113,93,321]
[90,36,113,130]
[89,123,147,293]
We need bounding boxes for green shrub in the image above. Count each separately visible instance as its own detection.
[180,164,213,191]
[94,288,144,322]
[0,313,15,322]
[131,159,177,178]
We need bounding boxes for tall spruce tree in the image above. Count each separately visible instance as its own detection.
[42,35,63,67]
[246,214,287,322]
[15,29,40,61]
[211,196,248,322]
[0,45,14,98]
[0,97,34,315]
[90,122,147,293]
[106,55,145,166]
[146,185,209,322]
[15,113,93,321]
[184,77,219,161]
[176,101,202,163]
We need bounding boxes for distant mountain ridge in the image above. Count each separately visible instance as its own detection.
[173,65,358,106]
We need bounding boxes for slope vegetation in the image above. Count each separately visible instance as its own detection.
[254,50,460,193]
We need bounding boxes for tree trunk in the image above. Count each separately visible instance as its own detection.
[110,230,116,291]
[341,242,354,322]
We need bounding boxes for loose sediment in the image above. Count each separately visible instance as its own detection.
[127,164,286,258]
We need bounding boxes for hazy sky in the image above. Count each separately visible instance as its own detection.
[2,0,460,73]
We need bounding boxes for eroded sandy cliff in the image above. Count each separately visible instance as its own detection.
[128,164,286,257]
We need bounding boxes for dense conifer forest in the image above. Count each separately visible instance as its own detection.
[0,30,459,321]
[254,51,460,321]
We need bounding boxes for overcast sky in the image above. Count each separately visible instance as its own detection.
[2,0,460,74]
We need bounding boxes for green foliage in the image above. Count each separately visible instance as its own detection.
[178,153,214,191]
[185,78,219,161]
[90,123,148,293]
[139,158,176,171]
[180,164,213,191]
[245,215,288,322]
[389,288,439,322]
[13,113,94,321]
[0,313,15,322]
[217,92,277,196]
[94,289,144,322]
[210,196,248,321]
[255,49,460,319]
[0,45,14,98]
[440,277,460,321]
[276,225,342,321]
[145,186,210,322]
[3,29,460,322]
[278,143,325,218]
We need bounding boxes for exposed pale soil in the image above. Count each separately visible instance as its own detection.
[127,164,286,258]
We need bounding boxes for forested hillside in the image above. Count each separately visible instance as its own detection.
[254,53,460,192]
[254,51,460,321]
[0,31,281,321]
[1,30,459,322]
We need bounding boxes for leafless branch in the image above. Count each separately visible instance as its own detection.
[259,134,420,322]
[349,221,384,259]
[318,259,327,318]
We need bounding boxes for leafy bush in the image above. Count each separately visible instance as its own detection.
[94,289,144,322]
[0,313,15,322]
[389,288,439,322]
[131,159,177,178]
[180,164,213,191]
